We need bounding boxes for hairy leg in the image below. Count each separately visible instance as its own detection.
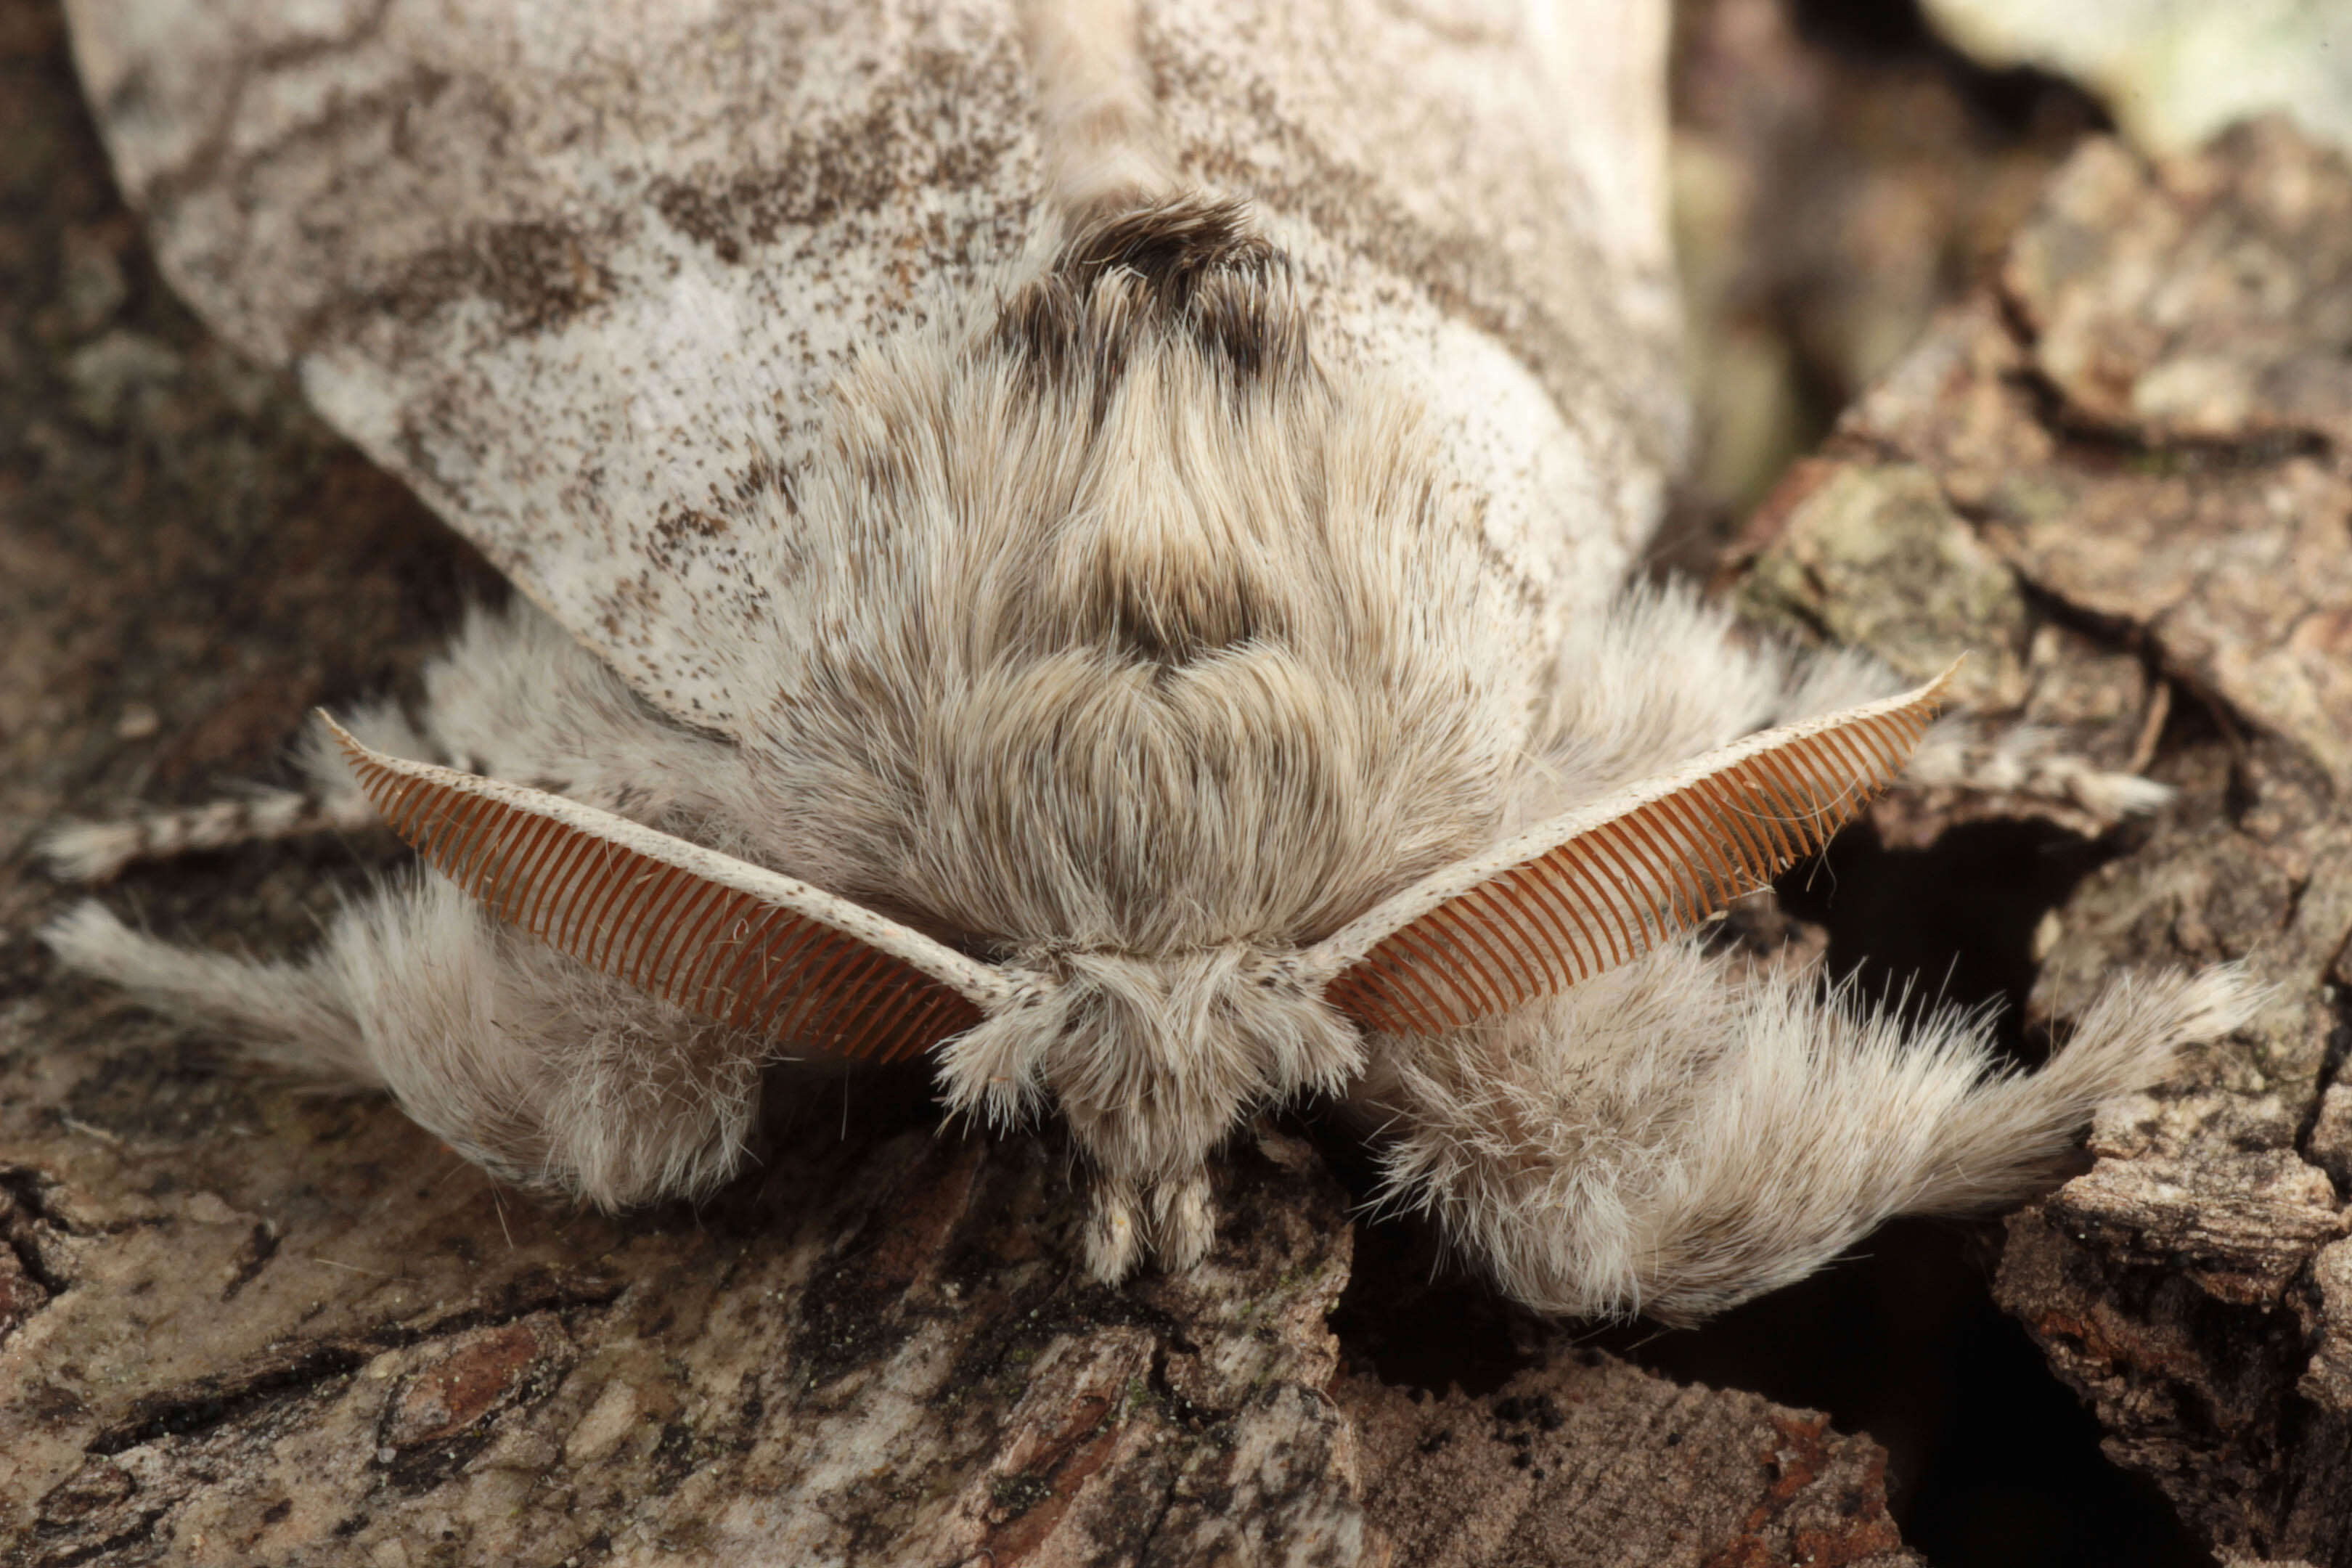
[42,600,755,881]
[1351,938,2255,1324]
[37,699,426,882]
[1523,580,2168,822]
[43,876,773,1208]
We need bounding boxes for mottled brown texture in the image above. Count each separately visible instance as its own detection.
[1736,118,2352,1564]
[1738,461,2033,711]
[1342,1357,1920,1568]
[1993,127,2352,792]
[2005,125,2352,450]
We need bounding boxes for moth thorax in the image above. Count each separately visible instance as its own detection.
[1045,499,1288,667]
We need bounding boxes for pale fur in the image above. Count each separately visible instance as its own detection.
[1017,0,1174,215]
[60,227,1519,1276]
[46,882,771,1211]
[41,558,2241,1307]
[41,0,2239,1322]
[1355,944,2254,1323]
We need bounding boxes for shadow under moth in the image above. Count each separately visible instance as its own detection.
[44,0,2250,1324]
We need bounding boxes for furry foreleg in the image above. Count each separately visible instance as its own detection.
[1905,716,2175,817]
[1527,581,2172,822]
[43,600,758,882]
[38,698,425,883]
[42,878,773,1208]
[1353,940,2256,1325]
[38,789,388,885]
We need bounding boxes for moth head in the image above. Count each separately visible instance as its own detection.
[323,717,1368,1188]
[935,944,1358,1186]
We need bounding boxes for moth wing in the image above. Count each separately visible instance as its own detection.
[68,0,1688,745]
[1148,0,1686,648]
[326,719,1008,1062]
[1310,671,1956,1034]
[62,0,1047,740]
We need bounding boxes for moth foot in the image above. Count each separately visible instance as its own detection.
[1082,1175,1214,1281]
[1909,717,2172,820]
[1148,1174,1215,1272]
[1084,1181,1144,1282]
[40,788,381,882]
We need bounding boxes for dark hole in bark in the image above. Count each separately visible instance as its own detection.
[1776,815,2119,1063]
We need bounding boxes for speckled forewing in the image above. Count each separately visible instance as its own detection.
[1145,0,1686,653]
[63,0,1050,736]
[63,0,1681,739]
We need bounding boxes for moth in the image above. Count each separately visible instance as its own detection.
[44,0,2250,1323]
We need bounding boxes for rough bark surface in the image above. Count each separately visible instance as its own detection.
[1344,1360,1916,1568]
[1736,120,2352,1565]
[0,1,1917,1563]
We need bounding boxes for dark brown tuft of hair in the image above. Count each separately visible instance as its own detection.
[991,195,1307,408]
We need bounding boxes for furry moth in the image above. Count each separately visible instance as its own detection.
[44,0,2253,1322]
